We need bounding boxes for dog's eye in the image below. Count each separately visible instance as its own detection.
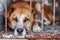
[13,17,18,22]
[23,18,29,22]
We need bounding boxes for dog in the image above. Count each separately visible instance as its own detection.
[7,1,35,37]
[7,1,60,37]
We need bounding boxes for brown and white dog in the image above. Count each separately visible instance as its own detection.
[7,1,35,36]
[7,1,59,36]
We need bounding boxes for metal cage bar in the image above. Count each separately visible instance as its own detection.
[5,0,8,34]
[30,0,32,35]
[52,0,56,34]
[41,0,44,33]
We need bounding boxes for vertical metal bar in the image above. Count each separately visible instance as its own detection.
[52,0,55,34]
[5,0,7,34]
[30,0,32,35]
[41,0,44,33]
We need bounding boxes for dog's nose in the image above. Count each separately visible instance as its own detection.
[17,28,23,34]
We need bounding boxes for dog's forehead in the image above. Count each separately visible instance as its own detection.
[8,1,33,20]
[13,8,31,17]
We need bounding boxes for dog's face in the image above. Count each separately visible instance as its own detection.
[8,8,32,29]
[7,1,34,35]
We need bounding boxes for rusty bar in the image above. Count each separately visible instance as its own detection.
[41,0,44,33]
[5,0,8,34]
[30,0,32,35]
[52,0,56,34]
[25,34,60,38]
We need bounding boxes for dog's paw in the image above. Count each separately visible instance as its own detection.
[33,23,41,33]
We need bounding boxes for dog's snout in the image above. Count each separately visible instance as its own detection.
[17,28,23,34]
